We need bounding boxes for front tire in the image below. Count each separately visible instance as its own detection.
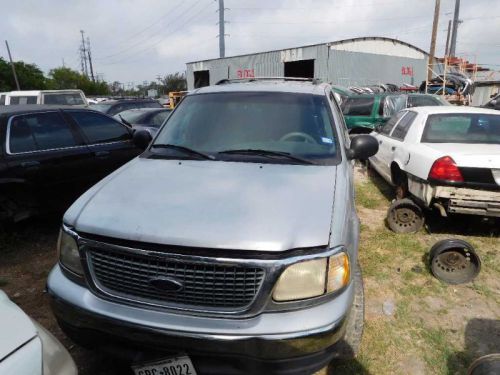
[334,262,365,359]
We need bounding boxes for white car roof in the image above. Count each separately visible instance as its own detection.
[408,106,500,116]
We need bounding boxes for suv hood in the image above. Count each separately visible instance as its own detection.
[65,158,337,251]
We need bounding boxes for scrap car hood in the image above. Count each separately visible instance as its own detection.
[65,158,337,251]
[0,291,37,361]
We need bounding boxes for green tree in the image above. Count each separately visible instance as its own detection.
[161,72,187,93]
[47,67,109,95]
[0,57,46,91]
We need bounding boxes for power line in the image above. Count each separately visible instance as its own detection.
[96,0,205,61]
[100,1,215,66]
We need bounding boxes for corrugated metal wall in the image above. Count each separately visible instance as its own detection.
[186,41,429,90]
[328,50,426,87]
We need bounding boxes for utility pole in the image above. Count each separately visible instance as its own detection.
[86,37,95,82]
[449,0,460,57]
[218,0,226,58]
[80,30,89,77]
[444,20,452,56]
[5,40,20,90]
[427,0,440,81]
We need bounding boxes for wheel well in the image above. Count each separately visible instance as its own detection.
[390,162,406,185]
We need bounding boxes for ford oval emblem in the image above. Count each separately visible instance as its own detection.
[148,277,184,292]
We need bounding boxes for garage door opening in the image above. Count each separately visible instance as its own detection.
[194,70,210,88]
[284,59,315,79]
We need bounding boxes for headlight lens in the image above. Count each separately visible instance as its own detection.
[273,252,350,302]
[58,228,83,275]
[327,252,350,293]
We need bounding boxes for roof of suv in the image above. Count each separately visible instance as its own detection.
[192,80,331,96]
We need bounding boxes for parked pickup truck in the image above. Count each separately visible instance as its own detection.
[369,106,500,219]
[47,78,378,375]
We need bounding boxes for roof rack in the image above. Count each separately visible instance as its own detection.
[215,77,322,85]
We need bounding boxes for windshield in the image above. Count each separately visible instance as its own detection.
[153,92,338,164]
[91,103,113,113]
[422,113,500,144]
[43,93,85,105]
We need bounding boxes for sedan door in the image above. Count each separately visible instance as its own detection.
[64,110,141,180]
[4,111,94,210]
[370,111,407,182]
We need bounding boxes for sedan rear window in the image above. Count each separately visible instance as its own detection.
[342,97,374,116]
[422,113,500,144]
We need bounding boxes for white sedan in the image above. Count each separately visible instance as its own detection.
[0,291,76,375]
[369,106,500,218]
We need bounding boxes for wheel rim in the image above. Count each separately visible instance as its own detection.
[388,203,423,232]
[431,248,480,284]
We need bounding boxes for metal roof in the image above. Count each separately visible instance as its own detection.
[187,36,429,64]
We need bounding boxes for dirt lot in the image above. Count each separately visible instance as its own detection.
[1,166,499,375]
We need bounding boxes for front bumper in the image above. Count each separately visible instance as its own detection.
[47,265,352,374]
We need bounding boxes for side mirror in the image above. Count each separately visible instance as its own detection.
[133,129,153,150]
[347,135,379,160]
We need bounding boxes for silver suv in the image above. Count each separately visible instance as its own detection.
[47,78,378,375]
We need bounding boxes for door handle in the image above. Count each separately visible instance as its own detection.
[21,161,40,168]
[94,150,110,158]
[391,146,396,151]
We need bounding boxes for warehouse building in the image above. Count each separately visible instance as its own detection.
[186,37,433,90]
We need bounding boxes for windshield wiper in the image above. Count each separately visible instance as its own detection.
[218,149,315,165]
[151,144,215,160]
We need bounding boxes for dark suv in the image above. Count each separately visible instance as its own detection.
[0,105,140,221]
[91,99,162,116]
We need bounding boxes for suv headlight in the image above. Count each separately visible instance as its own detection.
[58,228,83,275]
[273,252,349,302]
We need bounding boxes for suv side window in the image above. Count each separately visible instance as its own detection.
[9,112,77,153]
[342,97,374,116]
[68,111,130,144]
[10,96,37,105]
[380,111,406,135]
[391,111,417,140]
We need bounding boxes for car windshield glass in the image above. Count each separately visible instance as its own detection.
[43,93,85,105]
[153,92,338,163]
[342,97,374,116]
[116,110,146,123]
[91,103,113,113]
[422,113,500,144]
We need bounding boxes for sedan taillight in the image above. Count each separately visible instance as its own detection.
[428,156,464,182]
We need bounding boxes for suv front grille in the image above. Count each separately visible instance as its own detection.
[87,248,265,309]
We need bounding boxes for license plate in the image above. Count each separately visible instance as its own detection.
[132,355,197,375]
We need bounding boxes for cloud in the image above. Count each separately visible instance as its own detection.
[0,0,498,84]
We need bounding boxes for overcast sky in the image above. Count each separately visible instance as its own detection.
[1,0,499,86]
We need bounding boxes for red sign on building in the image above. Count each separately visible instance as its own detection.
[401,66,414,76]
[237,69,255,79]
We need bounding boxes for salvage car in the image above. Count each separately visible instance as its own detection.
[0,105,141,222]
[92,98,162,116]
[114,108,171,136]
[47,78,379,375]
[369,106,500,222]
[342,93,448,134]
[0,290,76,375]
